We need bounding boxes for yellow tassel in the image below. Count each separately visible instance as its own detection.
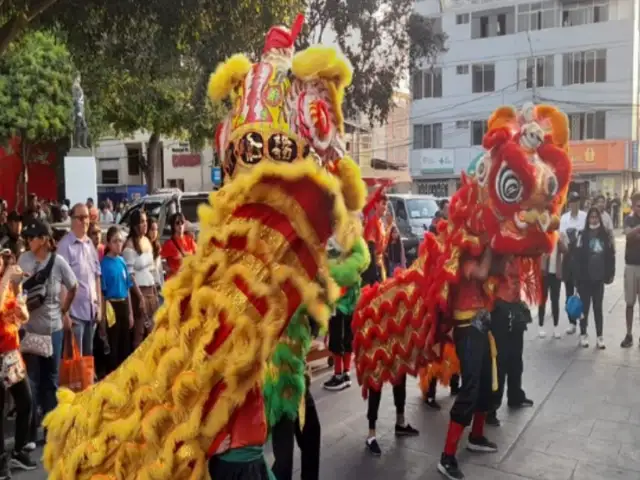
[488,332,498,392]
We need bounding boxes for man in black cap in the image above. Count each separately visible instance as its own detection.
[0,212,25,259]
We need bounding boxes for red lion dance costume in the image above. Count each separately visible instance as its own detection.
[352,103,572,476]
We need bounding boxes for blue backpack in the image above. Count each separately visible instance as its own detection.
[566,295,583,321]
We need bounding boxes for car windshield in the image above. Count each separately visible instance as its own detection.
[406,198,439,219]
[119,201,163,225]
[180,197,208,224]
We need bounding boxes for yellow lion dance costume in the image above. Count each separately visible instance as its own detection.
[43,14,365,480]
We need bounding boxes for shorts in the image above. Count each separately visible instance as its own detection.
[624,265,640,306]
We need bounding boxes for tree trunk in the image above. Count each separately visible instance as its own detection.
[145,132,161,192]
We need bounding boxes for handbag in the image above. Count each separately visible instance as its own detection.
[20,331,53,358]
[60,332,94,392]
[22,252,56,313]
[0,349,26,389]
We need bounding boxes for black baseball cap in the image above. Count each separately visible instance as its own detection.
[568,191,580,203]
[7,211,21,222]
[22,219,52,239]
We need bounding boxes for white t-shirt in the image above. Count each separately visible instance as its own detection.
[100,210,114,223]
[560,210,587,234]
[122,248,156,287]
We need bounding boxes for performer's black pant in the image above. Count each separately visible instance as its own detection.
[491,304,526,411]
[539,273,561,327]
[271,389,321,480]
[328,310,353,355]
[450,325,492,426]
[367,375,406,429]
[427,375,460,398]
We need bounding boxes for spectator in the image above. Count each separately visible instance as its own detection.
[88,223,105,261]
[57,204,102,356]
[385,224,406,274]
[594,194,614,233]
[559,192,587,335]
[100,226,133,372]
[0,210,7,236]
[99,202,114,224]
[0,252,36,472]
[623,190,631,221]
[59,205,71,226]
[160,213,196,279]
[575,207,615,349]
[538,235,562,339]
[0,212,25,259]
[123,210,158,349]
[621,192,640,348]
[114,201,125,224]
[86,198,94,210]
[147,218,164,290]
[18,219,77,450]
[611,192,621,228]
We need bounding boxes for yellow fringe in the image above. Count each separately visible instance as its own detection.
[43,159,356,480]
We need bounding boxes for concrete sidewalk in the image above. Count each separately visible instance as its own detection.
[16,236,640,479]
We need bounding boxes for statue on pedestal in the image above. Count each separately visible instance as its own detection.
[72,74,89,149]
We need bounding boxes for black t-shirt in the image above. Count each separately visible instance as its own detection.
[624,214,640,265]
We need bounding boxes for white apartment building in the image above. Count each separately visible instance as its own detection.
[411,0,640,198]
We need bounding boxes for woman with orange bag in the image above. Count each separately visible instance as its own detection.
[0,249,37,476]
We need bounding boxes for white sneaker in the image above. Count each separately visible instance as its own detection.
[596,337,606,350]
[580,335,589,348]
[539,329,546,338]
[553,328,562,339]
[566,324,577,335]
[23,442,36,452]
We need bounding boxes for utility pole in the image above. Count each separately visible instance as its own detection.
[526,30,537,103]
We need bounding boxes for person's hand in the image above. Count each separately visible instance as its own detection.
[94,309,102,324]
[63,313,73,331]
[129,312,134,330]
[138,296,147,317]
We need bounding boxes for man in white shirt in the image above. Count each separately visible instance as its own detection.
[559,191,587,335]
[98,202,114,224]
[60,204,71,225]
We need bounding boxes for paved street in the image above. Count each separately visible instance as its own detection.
[13,235,640,479]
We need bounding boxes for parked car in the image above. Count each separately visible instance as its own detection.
[386,194,439,265]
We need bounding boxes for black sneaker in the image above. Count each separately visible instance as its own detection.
[437,453,464,479]
[342,372,352,388]
[425,397,442,410]
[467,435,498,453]
[0,453,9,480]
[366,437,382,456]
[395,423,419,437]
[621,334,633,348]
[10,450,36,471]
[509,397,534,409]
[6,408,15,421]
[323,374,347,391]
[486,411,501,427]
[450,384,460,396]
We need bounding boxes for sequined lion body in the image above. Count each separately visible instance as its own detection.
[43,15,367,480]
[352,103,573,397]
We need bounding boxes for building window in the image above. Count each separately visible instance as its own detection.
[472,64,495,93]
[471,120,488,146]
[412,69,442,99]
[413,123,443,149]
[517,1,557,32]
[456,13,470,24]
[456,120,469,129]
[472,9,515,38]
[518,55,554,89]
[360,134,372,151]
[568,111,606,140]
[167,178,185,191]
[412,71,423,100]
[456,65,469,75]
[562,49,606,85]
[101,169,119,184]
[127,145,141,176]
[562,0,609,27]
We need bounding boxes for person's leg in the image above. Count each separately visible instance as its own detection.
[489,307,509,421]
[72,320,85,356]
[507,327,530,407]
[578,283,592,337]
[622,265,635,347]
[538,273,549,330]
[42,330,64,416]
[0,385,7,478]
[425,378,441,409]
[393,375,418,435]
[593,282,605,341]
[450,374,460,395]
[550,275,561,330]
[295,390,321,480]
[324,313,345,390]
[468,333,497,451]
[9,377,36,470]
[366,388,382,454]
[271,416,295,480]
[23,353,40,445]
[82,321,96,357]
[342,310,354,381]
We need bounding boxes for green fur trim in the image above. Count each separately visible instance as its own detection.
[263,307,311,428]
[328,236,370,287]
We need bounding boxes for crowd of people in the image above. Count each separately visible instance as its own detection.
[0,194,197,478]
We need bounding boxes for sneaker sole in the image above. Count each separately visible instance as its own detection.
[395,430,420,437]
[466,444,498,453]
[437,462,464,479]
[9,459,37,471]
[365,445,382,456]
[323,383,348,391]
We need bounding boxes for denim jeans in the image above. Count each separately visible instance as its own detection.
[24,328,63,443]
[72,319,96,356]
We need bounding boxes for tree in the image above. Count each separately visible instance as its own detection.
[45,0,304,192]
[0,30,74,206]
[0,0,61,56]
[301,0,447,126]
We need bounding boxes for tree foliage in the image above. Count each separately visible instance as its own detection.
[0,0,60,55]
[302,0,447,126]
[0,29,73,144]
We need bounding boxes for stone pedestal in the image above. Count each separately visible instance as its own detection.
[64,149,97,206]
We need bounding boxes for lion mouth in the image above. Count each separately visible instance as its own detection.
[512,209,558,234]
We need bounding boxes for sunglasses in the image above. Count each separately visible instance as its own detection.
[73,214,89,220]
